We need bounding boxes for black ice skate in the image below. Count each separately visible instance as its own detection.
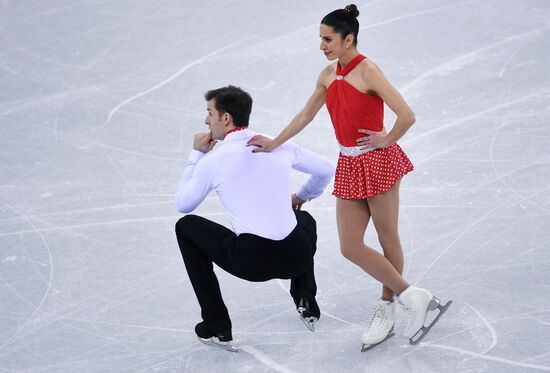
[195,321,238,352]
[295,297,320,332]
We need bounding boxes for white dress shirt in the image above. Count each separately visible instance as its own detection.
[175,129,335,240]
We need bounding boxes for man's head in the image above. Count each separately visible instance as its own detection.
[204,85,253,140]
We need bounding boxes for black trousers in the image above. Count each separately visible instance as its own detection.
[175,210,317,331]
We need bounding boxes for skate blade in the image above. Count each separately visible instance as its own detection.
[361,330,395,352]
[298,314,317,332]
[410,299,452,345]
[297,308,317,332]
[197,336,238,352]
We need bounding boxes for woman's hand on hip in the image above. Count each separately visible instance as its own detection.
[356,127,389,149]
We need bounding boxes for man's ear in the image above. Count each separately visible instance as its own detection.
[223,112,233,125]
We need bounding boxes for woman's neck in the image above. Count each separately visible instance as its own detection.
[338,49,360,68]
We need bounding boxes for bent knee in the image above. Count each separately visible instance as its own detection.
[377,233,401,251]
[175,214,199,235]
[340,245,360,262]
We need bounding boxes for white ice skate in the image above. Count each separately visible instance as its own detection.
[361,299,396,352]
[398,286,452,345]
[197,336,238,353]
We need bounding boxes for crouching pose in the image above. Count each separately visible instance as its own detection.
[174,85,334,351]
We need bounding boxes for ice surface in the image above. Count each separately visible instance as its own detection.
[1,0,550,372]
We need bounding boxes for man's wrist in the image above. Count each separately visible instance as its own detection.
[188,149,205,163]
[295,191,309,202]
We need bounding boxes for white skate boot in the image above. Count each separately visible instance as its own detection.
[398,286,452,345]
[361,299,396,352]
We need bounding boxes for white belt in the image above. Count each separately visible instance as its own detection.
[339,144,376,156]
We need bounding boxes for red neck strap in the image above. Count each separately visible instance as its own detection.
[336,54,366,77]
[225,126,248,136]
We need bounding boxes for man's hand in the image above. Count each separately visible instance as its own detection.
[291,193,306,210]
[194,132,217,153]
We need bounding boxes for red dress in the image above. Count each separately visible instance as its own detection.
[326,54,413,199]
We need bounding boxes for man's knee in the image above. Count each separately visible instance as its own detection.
[175,214,199,235]
[175,215,206,248]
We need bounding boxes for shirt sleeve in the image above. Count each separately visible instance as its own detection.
[285,142,335,201]
[174,149,217,213]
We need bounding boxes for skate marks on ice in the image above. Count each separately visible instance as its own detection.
[195,334,301,373]
[105,37,254,125]
[0,199,55,350]
[238,344,300,373]
[379,299,550,372]
[425,343,550,372]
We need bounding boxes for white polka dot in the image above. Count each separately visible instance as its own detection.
[333,144,413,198]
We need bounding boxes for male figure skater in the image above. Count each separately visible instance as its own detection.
[174,85,334,351]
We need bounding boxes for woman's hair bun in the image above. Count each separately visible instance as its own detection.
[344,4,359,18]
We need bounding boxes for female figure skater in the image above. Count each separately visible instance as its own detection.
[248,5,450,350]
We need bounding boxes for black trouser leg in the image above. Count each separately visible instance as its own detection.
[289,210,318,302]
[175,215,236,331]
[175,211,319,331]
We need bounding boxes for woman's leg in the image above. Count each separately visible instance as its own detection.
[336,196,408,295]
[367,179,405,301]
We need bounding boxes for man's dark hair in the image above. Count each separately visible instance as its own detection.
[204,85,253,127]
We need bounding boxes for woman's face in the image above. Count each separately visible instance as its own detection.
[319,24,348,61]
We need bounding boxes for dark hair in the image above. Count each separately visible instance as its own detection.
[321,4,360,46]
[204,85,253,127]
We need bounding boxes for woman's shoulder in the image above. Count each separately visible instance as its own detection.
[357,57,385,83]
[317,62,337,87]
[320,62,337,77]
[358,56,380,73]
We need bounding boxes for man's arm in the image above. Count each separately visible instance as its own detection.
[174,133,218,213]
[286,142,335,202]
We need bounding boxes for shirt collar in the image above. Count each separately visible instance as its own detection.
[223,128,255,142]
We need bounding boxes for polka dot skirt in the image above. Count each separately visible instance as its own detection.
[333,143,414,199]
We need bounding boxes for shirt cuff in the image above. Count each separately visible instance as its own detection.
[296,189,311,202]
[188,149,205,164]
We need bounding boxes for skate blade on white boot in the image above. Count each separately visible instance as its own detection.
[297,306,317,332]
[361,327,395,352]
[409,297,452,345]
[197,336,238,352]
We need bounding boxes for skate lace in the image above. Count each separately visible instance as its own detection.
[401,303,416,334]
[367,303,387,333]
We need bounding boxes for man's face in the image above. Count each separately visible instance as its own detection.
[205,99,228,141]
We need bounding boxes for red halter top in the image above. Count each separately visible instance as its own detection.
[325,54,384,147]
